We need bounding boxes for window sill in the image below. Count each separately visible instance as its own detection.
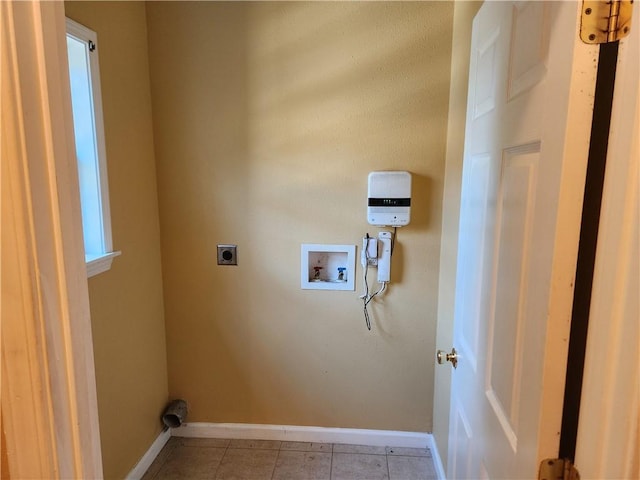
[86,251,121,278]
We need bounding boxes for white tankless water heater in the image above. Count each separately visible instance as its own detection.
[367,171,412,226]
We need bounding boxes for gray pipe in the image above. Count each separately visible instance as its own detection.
[162,399,188,428]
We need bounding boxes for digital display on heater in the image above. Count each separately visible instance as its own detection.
[368,198,411,207]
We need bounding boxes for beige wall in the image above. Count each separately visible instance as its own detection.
[433,1,482,471]
[147,1,452,432]
[63,3,168,479]
[1,417,8,480]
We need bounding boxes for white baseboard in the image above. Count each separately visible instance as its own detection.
[172,422,431,449]
[426,434,447,480]
[125,428,171,480]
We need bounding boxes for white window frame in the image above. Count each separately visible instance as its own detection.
[65,18,120,277]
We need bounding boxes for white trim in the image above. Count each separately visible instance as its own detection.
[427,434,447,480]
[574,6,639,478]
[125,429,171,480]
[86,250,121,277]
[172,422,430,449]
[1,2,102,477]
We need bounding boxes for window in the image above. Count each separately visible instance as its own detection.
[66,18,120,277]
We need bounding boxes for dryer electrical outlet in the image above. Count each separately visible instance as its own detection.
[217,245,237,265]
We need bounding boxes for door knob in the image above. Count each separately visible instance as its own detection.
[436,348,458,369]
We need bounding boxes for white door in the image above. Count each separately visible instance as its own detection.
[447,2,598,478]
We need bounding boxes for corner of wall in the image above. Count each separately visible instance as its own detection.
[63,2,169,478]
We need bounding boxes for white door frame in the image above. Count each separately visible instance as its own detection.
[574,7,639,476]
[1,1,102,478]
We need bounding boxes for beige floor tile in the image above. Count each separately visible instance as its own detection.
[386,446,432,457]
[179,437,231,448]
[272,450,332,480]
[280,441,332,453]
[228,438,282,450]
[388,455,437,480]
[215,448,278,480]
[155,445,225,480]
[332,443,387,455]
[331,452,389,480]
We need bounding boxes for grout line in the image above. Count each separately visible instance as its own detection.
[386,451,391,480]
[211,439,229,479]
[270,446,281,480]
[329,443,334,480]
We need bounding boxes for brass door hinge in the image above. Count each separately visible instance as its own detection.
[539,458,581,480]
[581,0,634,44]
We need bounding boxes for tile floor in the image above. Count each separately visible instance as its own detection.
[142,437,438,480]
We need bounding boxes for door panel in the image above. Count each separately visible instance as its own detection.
[486,144,539,444]
[473,29,500,118]
[507,3,549,100]
[451,400,474,480]
[456,153,491,373]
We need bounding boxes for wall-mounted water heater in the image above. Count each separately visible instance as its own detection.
[367,171,412,226]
